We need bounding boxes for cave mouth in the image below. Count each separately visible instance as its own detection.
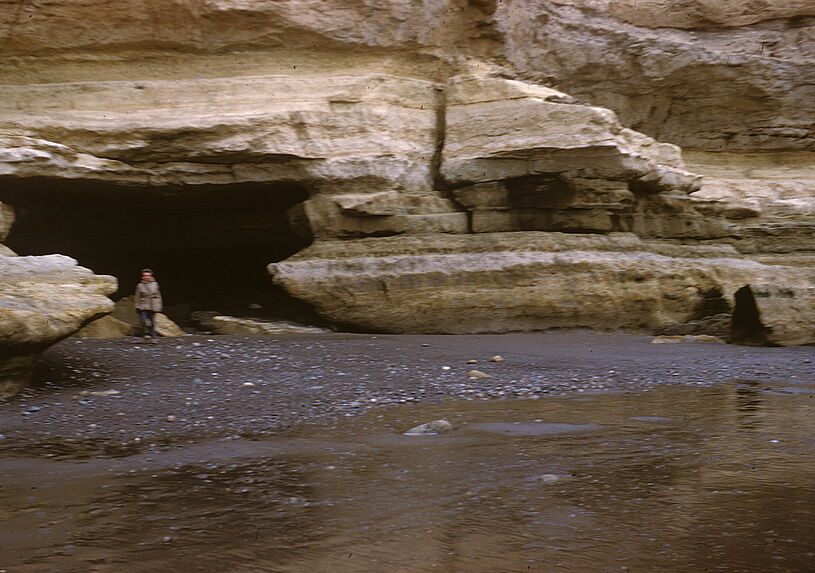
[1,178,317,326]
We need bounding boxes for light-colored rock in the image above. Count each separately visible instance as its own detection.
[467,370,492,379]
[686,151,815,259]
[650,335,726,344]
[1,0,812,349]
[440,74,725,241]
[74,315,133,339]
[403,419,455,436]
[210,316,329,336]
[0,255,116,397]
[155,314,186,338]
[442,75,700,193]
[499,1,815,152]
[270,231,815,345]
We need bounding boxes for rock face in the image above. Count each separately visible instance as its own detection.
[0,255,116,397]
[0,0,813,355]
[270,232,815,345]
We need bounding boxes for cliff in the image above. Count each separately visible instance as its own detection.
[1,1,813,391]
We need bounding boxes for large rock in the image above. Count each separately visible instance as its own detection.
[270,232,815,345]
[0,255,116,397]
[73,315,133,339]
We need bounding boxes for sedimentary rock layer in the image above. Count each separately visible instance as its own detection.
[0,0,812,356]
[270,232,815,345]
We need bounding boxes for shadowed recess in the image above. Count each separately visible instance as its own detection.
[1,178,313,321]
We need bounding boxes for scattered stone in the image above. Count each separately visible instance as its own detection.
[77,389,121,397]
[467,369,491,379]
[466,359,478,364]
[166,415,177,422]
[242,382,256,387]
[403,419,455,436]
[489,355,505,362]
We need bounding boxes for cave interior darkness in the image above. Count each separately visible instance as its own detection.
[1,178,317,325]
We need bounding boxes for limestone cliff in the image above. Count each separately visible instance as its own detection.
[0,0,813,372]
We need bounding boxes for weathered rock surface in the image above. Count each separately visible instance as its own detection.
[0,255,116,397]
[210,316,329,336]
[686,151,815,264]
[0,0,812,352]
[501,0,815,152]
[270,232,815,345]
[73,315,133,339]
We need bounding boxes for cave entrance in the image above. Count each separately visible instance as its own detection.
[1,178,314,325]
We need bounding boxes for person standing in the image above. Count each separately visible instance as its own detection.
[134,268,163,340]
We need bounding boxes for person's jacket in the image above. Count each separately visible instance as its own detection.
[134,281,163,311]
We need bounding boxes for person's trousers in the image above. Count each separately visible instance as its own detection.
[138,309,158,337]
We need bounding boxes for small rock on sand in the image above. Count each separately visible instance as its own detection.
[403,419,455,436]
[467,369,491,379]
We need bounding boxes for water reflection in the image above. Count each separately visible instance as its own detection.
[2,381,814,572]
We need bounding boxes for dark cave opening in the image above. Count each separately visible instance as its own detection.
[1,178,317,325]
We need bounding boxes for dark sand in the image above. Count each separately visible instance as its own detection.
[0,331,812,459]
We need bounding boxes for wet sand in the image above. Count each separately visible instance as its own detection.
[0,331,812,458]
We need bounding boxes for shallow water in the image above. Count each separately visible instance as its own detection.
[2,380,814,572]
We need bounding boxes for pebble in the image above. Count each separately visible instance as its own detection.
[466,360,478,364]
[489,355,505,362]
[242,382,256,387]
[166,415,177,422]
[467,369,491,379]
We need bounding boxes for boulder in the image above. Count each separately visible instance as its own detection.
[0,255,116,397]
[73,315,132,339]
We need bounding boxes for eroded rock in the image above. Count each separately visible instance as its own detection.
[270,232,815,344]
[0,255,116,397]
